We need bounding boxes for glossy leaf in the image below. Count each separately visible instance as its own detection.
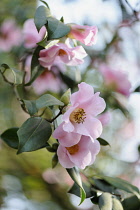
[67,168,86,205]
[22,100,38,116]
[1,128,19,149]
[25,46,44,86]
[122,195,140,210]
[93,179,115,193]
[99,192,112,210]
[36,94,64,109]
[47,17,70,40]
[97,138,110,146]
[112,197,123,210]
[17,117,52,154]
[101,176,140,199]
[34,6,51,31]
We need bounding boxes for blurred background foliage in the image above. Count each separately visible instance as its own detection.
[0,0,140,209]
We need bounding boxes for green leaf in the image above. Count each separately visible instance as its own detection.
[52,153,58,168]
[22,100,38,116]
[67,168,86,205]
[34,6,51,31]
[68,182,93,199]
[101,176,140,199]
[93,179,115,193]
[17,117,52,154]
[47,17,70,40]
[25,46,45,86]
[36,94,64,109]
[99,192,112,210]
[97,138,110,146]
[112,197,123,210]
[39,0,50,9]
[59,72,77,89]
[60,88,71,105]
[1,128,19,149]
[0,63,24,85]
[122,195,140,210]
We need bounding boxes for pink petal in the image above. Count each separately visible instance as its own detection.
[57,145,75,168]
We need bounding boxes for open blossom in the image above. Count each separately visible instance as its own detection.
[67,24,98,46]
[23,19,46,48]
[38,43,87,69]
[0,19,21,52]
[100,65,131,97]
[62,82,106,140]
[57,134,100,169]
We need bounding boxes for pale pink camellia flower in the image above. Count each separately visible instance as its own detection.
[67,24,98,46]
[24,55,66,94]
[57,134,100,169]
[62,82,106,141]
[100,65,131,97]
[23,18,46,48]
[53,122,81,147]
[38,43,87,69]
[98,111,111,127]
[32,68,66,94]
[0,19,21,52]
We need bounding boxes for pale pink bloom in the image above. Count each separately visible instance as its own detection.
[100,65,131,97]
[23,19,46,48]
[53,122,81,147]
[0,19,21,52]
[62,82,106,140]
[24,55,65,94]
[57,134,100,169]
[32,68,66,94]
[38,43,87,69]
[68,24,98,46]
[98,112,111,127]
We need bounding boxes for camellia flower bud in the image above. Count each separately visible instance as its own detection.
[67,24,98,46]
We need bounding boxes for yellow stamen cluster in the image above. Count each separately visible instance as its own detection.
[70,108,86,124]
[66,144,79,155]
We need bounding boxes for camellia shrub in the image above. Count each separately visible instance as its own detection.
[0,1,140,209]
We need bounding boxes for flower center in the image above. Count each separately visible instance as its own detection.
[70,108,86,124]
[66,144,79,155]
[58,49,67,56]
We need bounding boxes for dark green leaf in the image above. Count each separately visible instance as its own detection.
[122,195,140,210]
[93,179,115,193]
[52,153,58,168]
[25,46,45,86]
[67,168,86,205]
[134,86,140,92]
[99,192,112,210]
[68,182,93,198]
[112,197,123,210]
[97,138,110,146]
[36,94,64,109]
[1,128,19,149]
[59,72,77,89]
[17,117,52,154]
[34,6,51,31]
[91,195,99,204]
[39,0,50,9]
[22,100,38,116]
[47,17,70,40]
[101,176,140,199]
